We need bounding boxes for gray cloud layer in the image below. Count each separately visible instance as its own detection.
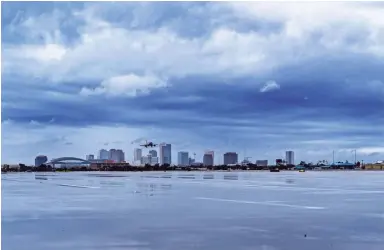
[2,2,384,164]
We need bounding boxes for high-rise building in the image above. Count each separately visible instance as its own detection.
[134,148,142,162]
[223,152,238,165]
[178,151,189,166]
[159,143,172,165]
[116,149,125,163]
[86,154,95,161]
[286,151,295,165]
[203,151,214,166]
[35,155,48,167]
[98,149,109,160]
[149,150,157,157]
[109,149,122,163]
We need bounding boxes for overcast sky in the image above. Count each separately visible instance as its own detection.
[2,1,384,165]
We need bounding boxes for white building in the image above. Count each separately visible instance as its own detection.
[159,143,172,165]
[134,148,142,163]
[141,155,159,165]
[178,151,189,166]
[286,151,295,165]
[98,149,109,160]
[141,155,151,165]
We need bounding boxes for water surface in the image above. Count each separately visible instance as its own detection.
[2,171,384,250]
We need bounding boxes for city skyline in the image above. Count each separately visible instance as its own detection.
[28,146,377,166]
[2,2,384,164]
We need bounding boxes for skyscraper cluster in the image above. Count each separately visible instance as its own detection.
[97,148,125,163]
[134,148,160,165]
[94,143,296,167]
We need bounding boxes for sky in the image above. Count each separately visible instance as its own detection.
[1,1,384,165]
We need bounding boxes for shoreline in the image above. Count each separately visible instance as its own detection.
[2,169,384,174]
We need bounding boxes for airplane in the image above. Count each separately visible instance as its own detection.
[140,140,158,148]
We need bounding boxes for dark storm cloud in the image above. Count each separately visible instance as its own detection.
[3,53,384,128]
[2,1,384,164]
[2,58,383,137]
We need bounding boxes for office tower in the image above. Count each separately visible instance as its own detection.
[86,154,94,161]
[223,152,238,165]
[159,143,172,165]
[35,155,48,167]
[178,151,189,166]
[286,151,295,165]
[134,148,142,162]
[109,149,121,162]
[203,151,214,166]
[149,150,157,157]
[116,149,125,163]
[98,149,109,160]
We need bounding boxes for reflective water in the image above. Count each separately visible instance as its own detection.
[2,171,384,250]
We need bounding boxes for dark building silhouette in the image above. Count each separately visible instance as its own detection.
[203,151,214,166]
[224,152,238,165]
[35,155,48,167]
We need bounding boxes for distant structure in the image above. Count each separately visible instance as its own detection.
[35,155,48,167]
[108,149,125,163]
[109,149,118,162]
[98,149,109,160]
[86,154,94,161]
[141,154,159,165]
[149,150,157,157]
[151,157,159,165]
[256,160,268,167]
[141,155,150,165]
[159,143,172,165]
[189,157,195,165]
[134,148,142,163]
[203,151,214,166]
[116,149,125,163]
[178,151,189,166]
[286,151,295,165]
[223,152,238,165]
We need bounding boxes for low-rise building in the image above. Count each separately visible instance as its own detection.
[256,160,268,167]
